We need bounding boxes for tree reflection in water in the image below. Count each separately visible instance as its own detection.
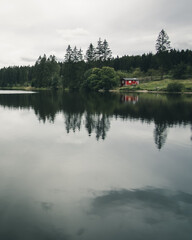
[154,123,168,150]
[0,91,192,148]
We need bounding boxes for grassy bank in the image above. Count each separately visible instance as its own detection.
[119,79,192,93]
[1,78,192,94]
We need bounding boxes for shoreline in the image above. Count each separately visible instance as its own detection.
[1,86,192,95]
[118,89,192,94]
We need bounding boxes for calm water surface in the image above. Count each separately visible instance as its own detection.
[0,91,191,240]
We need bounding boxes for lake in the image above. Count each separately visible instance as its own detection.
[0,90,192,240]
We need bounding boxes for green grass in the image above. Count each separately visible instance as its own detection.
[119,79,192,92]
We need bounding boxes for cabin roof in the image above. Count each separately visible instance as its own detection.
[122,78,138,81]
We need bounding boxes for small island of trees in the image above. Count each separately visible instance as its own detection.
[0,30,192,92]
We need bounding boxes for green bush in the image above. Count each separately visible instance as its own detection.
[82,67,118,91]
[167,82,184,92]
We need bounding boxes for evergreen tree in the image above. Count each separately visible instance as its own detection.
[156,29,171,53]
[47,55,61,88]
[64,45,73,62]
[33,54,60,88]
[78,48,83,62]
[85,43,96,62]
[156,29,172,79]
[95,38,112,62]
[103,39,112,61]
[34,54,49,87]
[73,46,79,63]
[65,46,83,63]
[96,38,104,61]
[19,67,29,86]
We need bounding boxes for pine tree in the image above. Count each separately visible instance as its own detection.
[73,46,79,63]
[156,29,171,53]
[103,39,112,61]
[64,45,73,62]
[78,48,83,62]
[156,30,171,79]
[85,43,96,62]
[96,38,112,61]
[96,38,104,61]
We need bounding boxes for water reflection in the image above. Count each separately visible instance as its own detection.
[191,126,192,141]
[41,202,53,211]
[0,197,68,240]
[0,91,191,148]
[0,90,35,94]
[154,123,168,150]
[0,91,191,239]
[120,94,139,104]
[91,187,192,217]
[89,187,192,239]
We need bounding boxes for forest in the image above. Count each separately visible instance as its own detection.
[0,30,192,90]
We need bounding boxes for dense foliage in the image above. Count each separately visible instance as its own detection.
[167,82,184,92]
[0,35,192,90]
[82,67,118,91]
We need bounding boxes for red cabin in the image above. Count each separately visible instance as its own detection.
[121,78,139,87]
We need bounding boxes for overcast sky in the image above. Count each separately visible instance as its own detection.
[0,0,192,68]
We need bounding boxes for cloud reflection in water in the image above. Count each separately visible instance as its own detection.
[88,187,192,240]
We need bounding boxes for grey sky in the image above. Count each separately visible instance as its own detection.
[0,0,192,67]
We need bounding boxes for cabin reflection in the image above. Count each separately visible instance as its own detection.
[121,94,139,104]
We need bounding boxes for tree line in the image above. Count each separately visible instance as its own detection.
[0,31,192,90]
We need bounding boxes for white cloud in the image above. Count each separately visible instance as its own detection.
[0,0,192,67]
[57,28,89,40]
